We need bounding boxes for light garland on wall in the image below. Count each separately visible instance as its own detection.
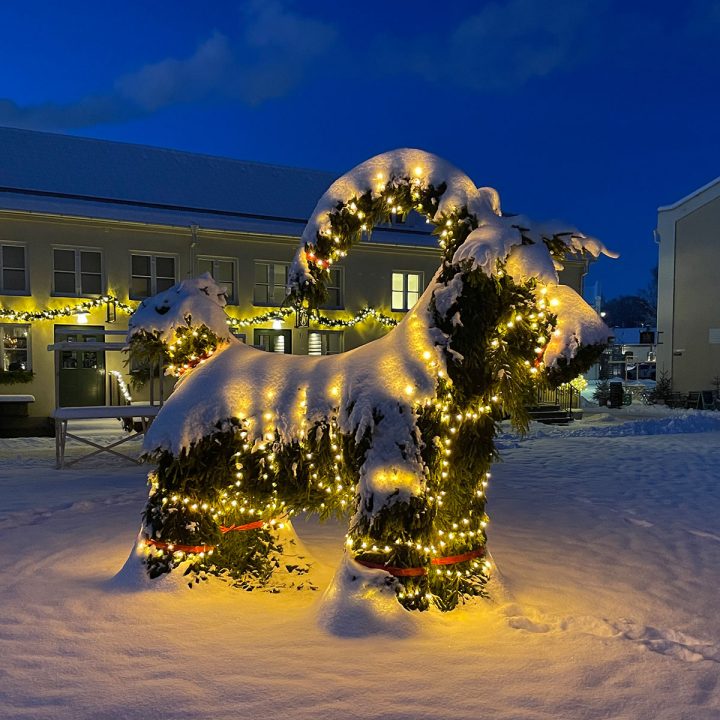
[225,307,294,328]
[224,306,399,330]
[0,295,135,323]
[311,307,398,328]
[0,295,400,331]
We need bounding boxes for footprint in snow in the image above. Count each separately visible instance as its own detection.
[625,517,654,528]
[560,615,619,637]
[613,619,720,663]
[501,604,719,664]
[500,604,553,633]
[506,616,552,633]
[502,606,619,637]
[688,529,720,543]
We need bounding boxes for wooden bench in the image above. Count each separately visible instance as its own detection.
[52,405,160,469]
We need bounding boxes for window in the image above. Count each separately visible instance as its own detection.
[391,271,424,311]
[130,254,176,299]
[322,267,344,309]
[53,248,103,296]
[197,257,237,305]
[0,244,28,294]
[253,329,292,354]
[254,261,289,306]
[308,330,344,356]
[0,324,30,371]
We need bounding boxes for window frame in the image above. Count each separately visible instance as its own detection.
[196,255,238,305]
[0,323,32,372]
[52,246,105,297]
[391,270,424,311]
[0,242,29,296]
[321,265,345,310]
[253,260,290,307]
[253,328,292,354]
[129,252,178,300]
[308,330,344,356]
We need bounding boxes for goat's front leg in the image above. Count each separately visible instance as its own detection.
[343,412,436,611]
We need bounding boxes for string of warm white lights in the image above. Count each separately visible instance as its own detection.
[311,307,398,328]
[356,546,487,577]
[139,150,608,611]
[108,370,133,403]
[224,306,399,329]
[0,295,135,322]
[0,295,400,331]
[225,307,294,328]
[284,165,572,609]
[141,516,286,556]
[165,328,219,377]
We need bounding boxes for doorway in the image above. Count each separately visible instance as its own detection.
[54,325,106,407]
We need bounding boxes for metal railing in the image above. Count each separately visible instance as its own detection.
[536,385,580,411]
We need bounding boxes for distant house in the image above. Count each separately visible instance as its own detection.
[656,177,720,393]
[0,127,591,420]
[599,327,657,381]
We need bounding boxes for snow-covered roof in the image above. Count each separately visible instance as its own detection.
[0,127,438,248]
[0,126,339,220]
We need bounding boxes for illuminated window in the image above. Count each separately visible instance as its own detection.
[308,330,344,356]
[53,248,103,296]
[0,324,31,371]
[253,261,289,306]
[130,254,176,299]
[0,244,28,295]
[391,271,424,311]
[253,329,292,353]
[197,257,237,305]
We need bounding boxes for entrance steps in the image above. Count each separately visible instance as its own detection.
[527,404,575,425]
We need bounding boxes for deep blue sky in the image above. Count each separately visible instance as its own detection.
[2,1,719,301]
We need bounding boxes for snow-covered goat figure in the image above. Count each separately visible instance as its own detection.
[136,149,614,611]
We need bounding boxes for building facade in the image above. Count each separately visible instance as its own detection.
[656,177,720,393]
[0,128,590,419]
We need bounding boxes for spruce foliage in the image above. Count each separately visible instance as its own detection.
[138,165,608,611]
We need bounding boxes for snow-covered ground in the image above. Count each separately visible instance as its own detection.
[2,407,720,719]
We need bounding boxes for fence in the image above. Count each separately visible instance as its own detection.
[535,385,580,411]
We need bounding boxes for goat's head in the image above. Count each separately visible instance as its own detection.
[288,148,615,422]
[128,273,232,345]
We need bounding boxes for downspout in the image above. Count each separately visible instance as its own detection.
[189,224,199,277]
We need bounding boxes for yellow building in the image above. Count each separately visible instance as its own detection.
[0,128,589,422]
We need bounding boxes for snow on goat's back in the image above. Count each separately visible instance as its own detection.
[143,286,446,459]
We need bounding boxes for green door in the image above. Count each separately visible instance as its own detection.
[55,326,107,407]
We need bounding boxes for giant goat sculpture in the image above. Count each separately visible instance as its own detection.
[134,149,614,612]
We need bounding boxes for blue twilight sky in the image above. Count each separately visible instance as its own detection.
[1,0,718,302]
